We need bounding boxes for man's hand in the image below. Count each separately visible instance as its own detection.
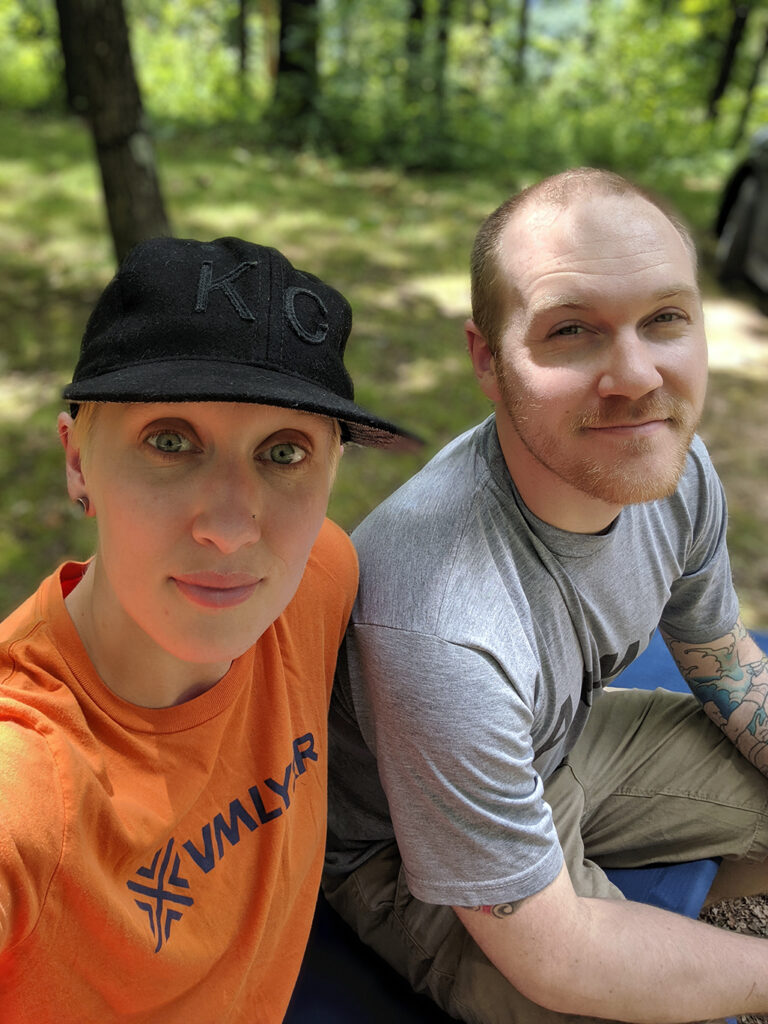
[664,618,768,774]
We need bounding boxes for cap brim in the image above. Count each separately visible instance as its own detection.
[62,359,423,452]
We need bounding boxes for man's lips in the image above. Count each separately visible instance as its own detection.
[584,418,672,437]
[171,572,262,609]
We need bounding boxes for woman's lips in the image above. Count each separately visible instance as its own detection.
[171,572,262,609]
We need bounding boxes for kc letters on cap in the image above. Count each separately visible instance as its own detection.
[63,236,419,450]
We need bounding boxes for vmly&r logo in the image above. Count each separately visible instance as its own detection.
[126,732,317,953]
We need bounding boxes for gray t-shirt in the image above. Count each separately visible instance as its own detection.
[326,417,739,907]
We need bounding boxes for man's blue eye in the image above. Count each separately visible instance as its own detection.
[147,431,192,453]
[266,443,306,465]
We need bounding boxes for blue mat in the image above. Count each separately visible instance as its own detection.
[287,629,768,1021]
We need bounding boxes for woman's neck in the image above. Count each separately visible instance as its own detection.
[64,562,231,708]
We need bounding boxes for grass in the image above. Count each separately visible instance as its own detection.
[0,108,766,627]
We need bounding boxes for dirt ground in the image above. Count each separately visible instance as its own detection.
[700,896,768,1023]
[698,292,768,630]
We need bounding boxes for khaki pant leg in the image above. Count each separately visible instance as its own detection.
[567,688,768,868]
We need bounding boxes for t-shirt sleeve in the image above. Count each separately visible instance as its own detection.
[344,622,563,907]
[660,438,739,641]
[0,719,63,953]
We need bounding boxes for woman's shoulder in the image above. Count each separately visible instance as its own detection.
[306,518,359,590]
[276,520,358,644]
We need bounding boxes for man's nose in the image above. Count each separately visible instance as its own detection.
[596,331,664,400]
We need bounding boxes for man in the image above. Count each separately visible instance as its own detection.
[324,169,768,1023]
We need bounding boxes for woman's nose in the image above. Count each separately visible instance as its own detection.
[190,471,263,553]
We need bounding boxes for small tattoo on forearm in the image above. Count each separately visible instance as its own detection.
[469,902,518,919]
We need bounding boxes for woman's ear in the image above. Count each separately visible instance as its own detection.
[57,412,92,512]
[465,318,502,402]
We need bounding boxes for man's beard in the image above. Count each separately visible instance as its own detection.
[496,360,701,507]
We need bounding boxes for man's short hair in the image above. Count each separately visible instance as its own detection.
[470,168,698,355]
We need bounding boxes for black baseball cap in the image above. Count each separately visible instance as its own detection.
[63,236,421,450]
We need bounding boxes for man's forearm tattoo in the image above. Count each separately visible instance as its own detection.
[468,902,519,919]
[666,623,768,771]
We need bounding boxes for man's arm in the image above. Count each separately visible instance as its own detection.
[454,861,768,1022]
[663,617,768,774]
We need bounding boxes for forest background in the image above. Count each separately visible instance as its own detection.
[0,0,767,628]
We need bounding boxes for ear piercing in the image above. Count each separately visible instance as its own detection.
[76,496,90,514]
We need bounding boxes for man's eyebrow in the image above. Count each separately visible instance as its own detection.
[527,284,699,321]
[650,284,699,302]
[527,295,594,319]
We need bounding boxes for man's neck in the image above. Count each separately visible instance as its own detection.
[494,416,623,535]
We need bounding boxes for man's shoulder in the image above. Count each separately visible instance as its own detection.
[356,419,491,541]
[353,419,492,544]
[350,419,535,637]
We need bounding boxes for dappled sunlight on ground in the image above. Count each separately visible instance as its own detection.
[704,298,768,380]
[698,295,767,629]
[0,372,66,424]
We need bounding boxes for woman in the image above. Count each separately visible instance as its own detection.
[0,236,416,1022]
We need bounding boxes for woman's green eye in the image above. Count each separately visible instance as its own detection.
[265,442,306,465]
[147,431,193,453]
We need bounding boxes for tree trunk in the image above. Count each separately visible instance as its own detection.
[434,0,452,111]
[405,0,426,106]
[272,0,320,141]
[733,24,768,146]
[237,0,249,92]
[54,0,170,263]
[260,0,279,81]
[707,2,750,120]
[515,0,531,85]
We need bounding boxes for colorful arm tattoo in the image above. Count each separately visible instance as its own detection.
[664,619,768,774]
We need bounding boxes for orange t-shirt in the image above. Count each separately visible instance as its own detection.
[0,518,357,1023]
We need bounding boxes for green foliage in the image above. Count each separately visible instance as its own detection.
[1,0,764,177]
[0,0,61,109]
[128,0,272,122]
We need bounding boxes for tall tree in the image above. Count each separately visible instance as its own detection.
[237,0,250,94]
[272,0,320,142]
[434,0,452,111]
[405,0,426,107]
[515,0,531,85]
[707,1,750,119]
[54,0,169,263]
[733,23,768,145]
